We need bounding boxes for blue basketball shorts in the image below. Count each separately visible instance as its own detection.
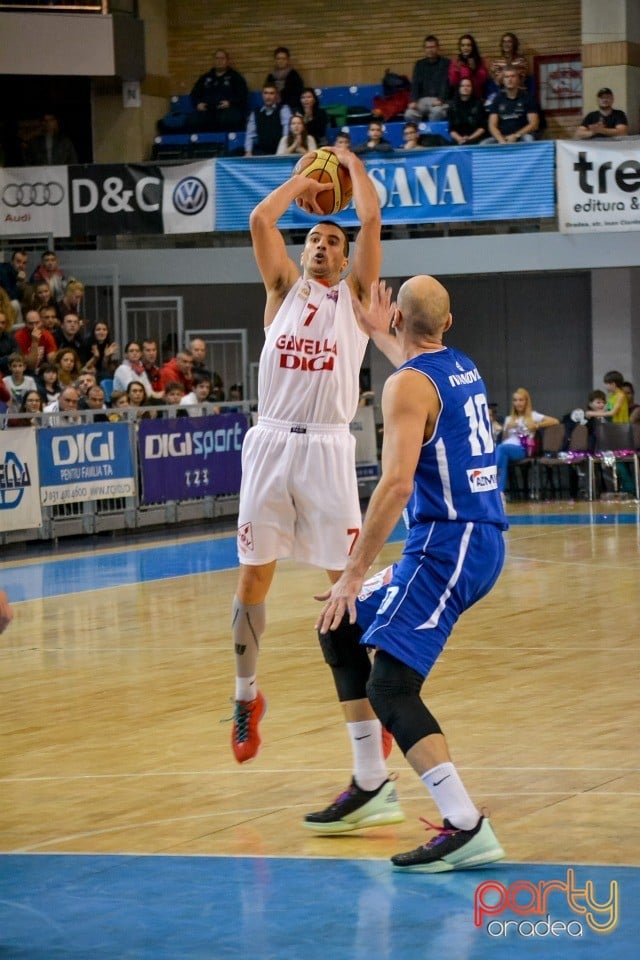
[360,520,505,678]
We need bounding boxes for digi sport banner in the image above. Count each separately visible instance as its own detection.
[557,140,640,233]
[138,413,247,503]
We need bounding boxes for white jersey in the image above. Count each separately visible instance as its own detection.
[257,277,368,424]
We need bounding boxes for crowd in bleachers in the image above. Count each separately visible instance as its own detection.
[151,33,629,161]
[0,248,236,425]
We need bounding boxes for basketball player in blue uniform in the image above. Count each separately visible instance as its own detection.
[313,275,508,872]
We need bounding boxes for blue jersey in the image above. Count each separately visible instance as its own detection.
[397,346,507,535]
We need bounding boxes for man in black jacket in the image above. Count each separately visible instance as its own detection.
[189,49,249,132]
[405,36,450,122]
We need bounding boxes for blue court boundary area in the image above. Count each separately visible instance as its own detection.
[2,510,639,603]
[0,855,636,960]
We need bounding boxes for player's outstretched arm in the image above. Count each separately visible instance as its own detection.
[331,149,382,303]
[250,175,334,321]
[352,281,405,368]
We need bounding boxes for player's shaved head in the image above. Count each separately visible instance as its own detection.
[397,275,450,338]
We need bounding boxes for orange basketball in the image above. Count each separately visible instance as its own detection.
[293,148,353,216]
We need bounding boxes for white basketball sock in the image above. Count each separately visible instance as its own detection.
[420,762,480,830]
[348,719,388,791]
[233,597,265,702]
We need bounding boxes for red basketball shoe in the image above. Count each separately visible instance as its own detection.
[231,691,266,763]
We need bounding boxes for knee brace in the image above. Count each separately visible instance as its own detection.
[366,649,442,755]
[318,614,371,702]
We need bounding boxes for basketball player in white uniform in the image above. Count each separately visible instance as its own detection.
[231,148,405,830]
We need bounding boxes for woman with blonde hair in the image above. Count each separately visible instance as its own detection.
[495,388,559,499]
[57,278,85,321]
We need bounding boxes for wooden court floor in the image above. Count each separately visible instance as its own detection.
[2,501,639,868]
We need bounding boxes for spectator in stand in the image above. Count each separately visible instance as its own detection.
[36,362,61,405]
[44,385,81,424]
[405,35,450,123]
[0,288,16,329]
[108,390,130,419]
[575,88,629,139]
[80,320,119,380]
[142,338,163,395]
[75,371,97,404]
[30,251,67,302]
[489,32,528,92]
[0,249,29,324]
[399,122,424,150]
[3,353,38,412]
[482,68,539,143]
[0,308,20,377]
[12,390,43,427]
[353,119,394,154]
[28,281,56,314]
[585,370,629,422]
[180,370,213,413]
[276,114,317,156]
[25,113,78,165]
[0,371,9,407]
[163,49,249,134]
[56,280,85,323]
[333,131,351,149]
[113,341,153,396]
[244,84,291,157]
[54,347,82,389]
[622,381,638,419]
[38,304,59,334]
[448,34,488,100]
[53,312,84,354]
[496,388,559,501]
[447,77,487,145]
[189,337,208,371]
[126,380,156,418]
[265,46,304,111]
[161,380,188,418]
[85,384,108,421]
[160,348,194,394]
[14,310,57,373]
[298,88,328,146]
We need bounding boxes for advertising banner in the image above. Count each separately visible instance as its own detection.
[161,160,216,233]
[0,429,42,531]
[69,163,164,235]
[138,413,247,503]
[214,142,555,230]
[557,140,640,233]
[0,165,71,237]
[65,161,216,236]
[38,422,135,505]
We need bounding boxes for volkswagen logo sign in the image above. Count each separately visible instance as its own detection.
[2,182,65,207]
[172,176,207,216]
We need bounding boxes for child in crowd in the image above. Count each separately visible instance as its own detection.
[586,370,629,423]
[4,353,38,412]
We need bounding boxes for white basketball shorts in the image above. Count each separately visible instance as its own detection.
[237,418,362,570]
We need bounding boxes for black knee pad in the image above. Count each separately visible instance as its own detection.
[366,649,442,755]
[318,614,371,702]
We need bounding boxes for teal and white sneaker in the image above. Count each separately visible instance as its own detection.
[303,777,405,834]
[391,816,505,873]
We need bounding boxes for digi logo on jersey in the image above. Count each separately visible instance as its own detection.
[172,176,208,215]
[275,335,338,371]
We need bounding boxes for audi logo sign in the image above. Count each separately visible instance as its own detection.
[3,181,65,207]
